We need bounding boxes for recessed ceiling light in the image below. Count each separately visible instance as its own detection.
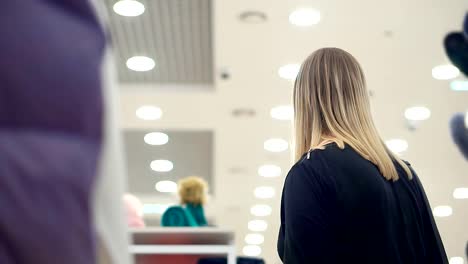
[385,139,408,154]
[254,186,275,199]
[404,106,431,121]
[258,164,282,177]
[289,8,321,26]
[239,11,267,23]
[144,132,169,145]
[126,56,155,71]
[245,234,264,245]
[155,180,177,193]
[150,160,174,172]
[232,108,256,118]
[243,245,262,257]
[433,205,453,217]
[264,138,289,152]
[450,80,468,91]
[136,105,162,120]
[271,105,294,121]
[453,188,468,199]
[113,0,145,17]
[142,204,169,215]
[250,204,272,217]
[278,64,300,80]
[248,220,268,232]
[432,64,460,80]
[449,256,465,264]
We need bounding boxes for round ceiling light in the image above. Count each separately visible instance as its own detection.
[432,64,460,80]
[126,56,155,71]
[271,105,294,121]
[453,188,468,199]
[113,0,145,17]
[243,245,262,257]
[248,220,268,232]
[150,160,174,172]
[250,204,272,217]
[258,164,281,177]
[245,234,264,245]
[239,11,267,23]
[264,138,289,152]
[254,186,275,199]
[385,139,408,154]
[136,105,162,120]
[155,180,177,193]
[450,80,468,91]
[278,64,300,80]
[144,132,169,145]
[404,106,431,121]
[289,8,321,26]
[449,257,465,264]
[433,205,453,217]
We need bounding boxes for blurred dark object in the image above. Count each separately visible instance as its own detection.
[198,257,265,264]
[450,112,468,160]
[444,12,468,76]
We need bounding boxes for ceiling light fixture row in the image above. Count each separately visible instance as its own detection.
[112,1,157,72]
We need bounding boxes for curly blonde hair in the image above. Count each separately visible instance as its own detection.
[178,176,208,205]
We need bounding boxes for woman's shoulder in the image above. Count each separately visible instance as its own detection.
[286,145,343,187]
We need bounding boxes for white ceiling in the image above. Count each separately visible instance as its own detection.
[108,0,468,263]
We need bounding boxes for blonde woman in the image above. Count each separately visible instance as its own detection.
[277,48,448,263]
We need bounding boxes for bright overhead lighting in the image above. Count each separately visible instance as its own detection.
[126,56,155,71]
[450,80,468,91]
[271,105,294,121]
[144,132,169,145]
[243,245,262,257]
[433,205,453,217]
[432,64,460,80]
[142,204,169,215]
[136,105,162,120]
[449,257,465,264]
[155,180,177,193]
[250,204,272,217]
[453,188,468,199]
[278,64,300,80]
[150,160,174,172]
[113,0,145,17]
[254,186,275,199]
[248,220,268,232]
[245,234,264,245]
[264,138,289,152]
[289,8,321,26]
[258,164,282,177]
[385,139,408,154]
[404,106,431,121]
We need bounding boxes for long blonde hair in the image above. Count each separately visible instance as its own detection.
[293,47,411,181]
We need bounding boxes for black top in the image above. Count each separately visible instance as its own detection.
[277,143,448,264]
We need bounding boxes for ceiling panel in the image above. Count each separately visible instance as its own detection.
[104,0,214,85]
[123,130,214,197]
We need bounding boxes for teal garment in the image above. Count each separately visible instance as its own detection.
[186,204,208,226]
[161,203,207,227]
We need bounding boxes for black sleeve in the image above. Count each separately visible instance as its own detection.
[277,162,339,264]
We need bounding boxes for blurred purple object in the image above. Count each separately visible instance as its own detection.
[0,1,105,263]
[444,12,468,76]
[450,113,468,160]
